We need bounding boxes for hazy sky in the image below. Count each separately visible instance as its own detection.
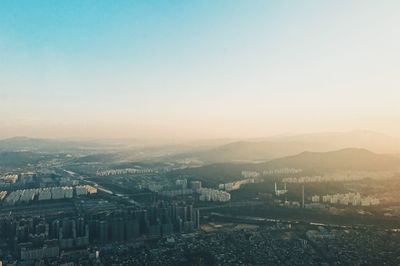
[1,0,399,139]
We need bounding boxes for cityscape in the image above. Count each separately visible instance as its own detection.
[1,142,400,265]
[1,1,400,265]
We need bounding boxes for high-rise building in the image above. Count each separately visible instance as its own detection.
[98,220,108,243]
[190,181,202,191]
[111,218,125,242]
[187,205,193,222]
[125,218,140,240]
[193,209,200,229]
[50,220,60,240]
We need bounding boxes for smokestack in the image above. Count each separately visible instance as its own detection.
[302,185,305,208]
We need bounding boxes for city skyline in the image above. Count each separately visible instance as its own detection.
[1,1,400,139]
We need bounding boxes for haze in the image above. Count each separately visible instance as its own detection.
[1,0,400,139]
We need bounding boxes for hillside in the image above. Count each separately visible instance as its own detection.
[260,148,400,171]
[0,151,53,169]
[174,131,400,164]
[176,148,400,186]
[269,131,400,154]
[178,140,333,163]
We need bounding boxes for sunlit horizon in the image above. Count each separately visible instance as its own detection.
[1,1,400,139]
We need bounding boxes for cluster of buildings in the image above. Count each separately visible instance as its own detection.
[263,168,302,176]
[76,185,97,195]
[162,180,231,202]
[16,172,36,185]
[96,168,155,176]
[308,228,400,265]
[283,174,366,183]
[160,180,203,197]
[173,179,203,191]
[198,188,231,202]
[241,171,260,178]
[283,176,323,183]
[0,200,200,264]
[0,171,83,193]
[88,202,200,244]
[0,174,18,185]
[189,181,202,191]
[0,191,7,200]
[218,177,263,191]
[1,216,90,262]
[274,182,288,196]
[98,225,321,265]
[175,179,188,188]
[312,192,380,206]
[2,185,97,205]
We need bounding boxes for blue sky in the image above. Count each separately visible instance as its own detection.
[1,1,399,139]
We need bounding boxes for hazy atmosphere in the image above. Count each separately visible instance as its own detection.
[1,0,400,139]
[2,2,400,265]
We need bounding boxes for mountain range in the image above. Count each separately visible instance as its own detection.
[258,148,400,171]
[177,131,400,163]
[0,136,102,152]
[1,131,400,166]
[176,148,400,185]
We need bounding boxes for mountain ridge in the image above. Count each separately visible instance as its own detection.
[175,148,400,185]
[173,131,400,163]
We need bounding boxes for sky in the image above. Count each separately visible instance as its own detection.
[0,0,400,140]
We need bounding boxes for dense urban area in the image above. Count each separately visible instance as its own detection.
[0,136,400,266]
[3,0,400,264]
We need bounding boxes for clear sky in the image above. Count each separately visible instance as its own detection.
[1,0,399,139]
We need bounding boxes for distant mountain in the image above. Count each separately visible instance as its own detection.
[2,131,399,163]
[269,130,400,154]
[176,148,400,185]
[0,136,231,156]
[0,137,102,152]
[183,140,332,163]
[174,131,400,164]
[259,148,400,171]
